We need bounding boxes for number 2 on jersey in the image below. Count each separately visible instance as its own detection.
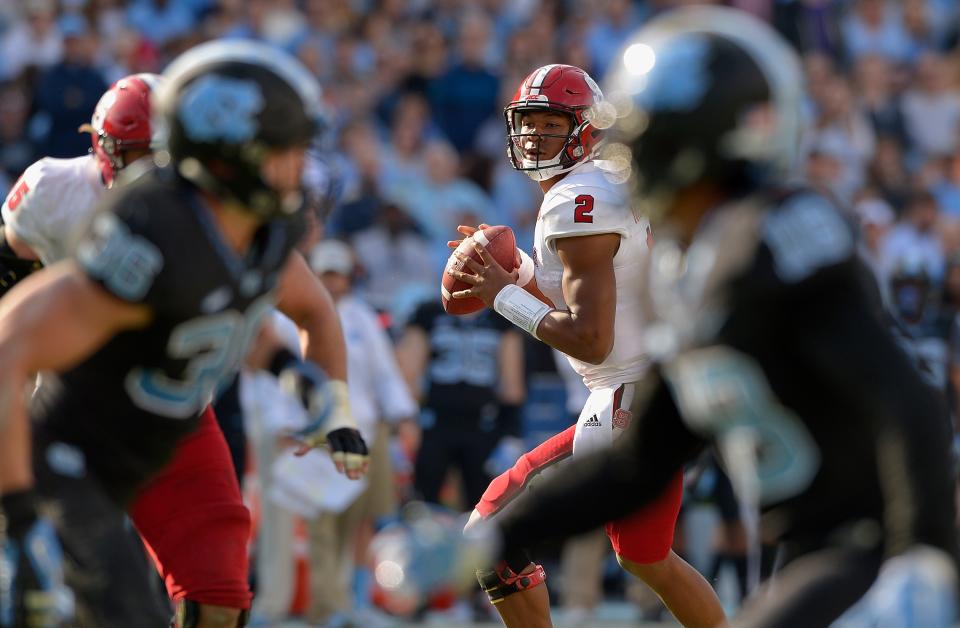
[574,194,594,223]
[4,178,29,211]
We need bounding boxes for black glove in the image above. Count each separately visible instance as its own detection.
[326,427,370,479]
[0,490,74,628]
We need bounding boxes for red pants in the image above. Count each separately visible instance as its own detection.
[476,425,684,564]
[129,406,253,609]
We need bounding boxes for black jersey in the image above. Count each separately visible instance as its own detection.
[30,168,304,504]
[496,188,957,561]
[407,301,512,415]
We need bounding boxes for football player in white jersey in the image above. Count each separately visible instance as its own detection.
[448,64,725,628]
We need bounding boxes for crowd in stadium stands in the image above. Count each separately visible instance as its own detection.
[2,0,960,624]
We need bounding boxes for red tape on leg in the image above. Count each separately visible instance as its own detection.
[475,425,576,518]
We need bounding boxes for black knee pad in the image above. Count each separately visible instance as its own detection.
[476,561,547,604]
[174,600,249,628]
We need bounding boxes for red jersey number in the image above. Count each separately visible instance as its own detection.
[5,179,29,212]
[574,194,594,224]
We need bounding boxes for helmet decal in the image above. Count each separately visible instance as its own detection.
[179,75,264,143]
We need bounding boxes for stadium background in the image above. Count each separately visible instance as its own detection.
[1,0,959,625]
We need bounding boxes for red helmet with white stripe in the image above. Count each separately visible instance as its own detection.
[81,73,162,187]
[504,64,604,181]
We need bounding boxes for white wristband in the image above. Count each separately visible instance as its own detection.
[323,380,357,435]
[516,248,535,287]
[494,283,552,339]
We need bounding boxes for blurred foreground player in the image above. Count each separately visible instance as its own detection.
[0,41,366,627]
[484,8,958,627]
[0,72,258,628]
[448,63,724,626]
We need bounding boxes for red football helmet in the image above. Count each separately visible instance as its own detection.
[81,73,162,187]
[504,64,604,181]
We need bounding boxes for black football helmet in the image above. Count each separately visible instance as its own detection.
[156,40,325,219]
[600,6,803,221]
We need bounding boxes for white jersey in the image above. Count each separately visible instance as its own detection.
[533,159,651,390]
[1,155,103,265]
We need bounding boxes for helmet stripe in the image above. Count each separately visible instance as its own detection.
[527,64,560,96]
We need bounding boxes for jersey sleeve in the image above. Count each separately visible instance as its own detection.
[1,160,61,263]
[539,184,633,254]
[75,191,169,312]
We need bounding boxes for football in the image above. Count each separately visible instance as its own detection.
[441,225,517,315]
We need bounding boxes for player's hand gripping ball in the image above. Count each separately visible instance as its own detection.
[442,225,518,315]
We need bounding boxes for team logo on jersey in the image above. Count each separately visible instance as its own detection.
[583,414,602,428]
[179,74,264,143]
[613,408,632,430]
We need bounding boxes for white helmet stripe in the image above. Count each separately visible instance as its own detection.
[527,64,560,96]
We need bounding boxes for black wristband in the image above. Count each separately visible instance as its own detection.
[267,347,300,377]
[497,404,523,438]
[1,488,39,538]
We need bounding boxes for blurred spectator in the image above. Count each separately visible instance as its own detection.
[806,73,876,203]
[854,195,897,292]
[0,0,63,80]
[841,0,913,64]
[126,0,197,47]
[773,0,845,58]
[0,82,37,181]
[902,52,960,159]
[379,92,433,193]
[855,55,908,145]
[917,155,960,217]
[805,147,846,202]
[888,255,950,388]
[903,0,938,58]
[931,150,960,216]
[386,140,499,271]
[31,13,108,158]
[394,22,448,98]
[396,299,525,512]
[351,199,435,315]
[306,240,417,626]
[867,135,912,211]
[881,189,946,281]
[428,11,499,153]
[584,0,647,77]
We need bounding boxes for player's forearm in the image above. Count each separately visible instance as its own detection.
[275,253,348,381]
[0,367,32,493]
[534,311,613,364]
[296,293,348,381]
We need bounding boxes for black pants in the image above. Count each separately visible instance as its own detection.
[736,541,883,628]
[414,421,500,510]
[33,437,171,628]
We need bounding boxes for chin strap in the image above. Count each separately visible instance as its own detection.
[476,561,547,604]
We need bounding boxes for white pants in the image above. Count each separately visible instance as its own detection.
[572,382,637,458]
